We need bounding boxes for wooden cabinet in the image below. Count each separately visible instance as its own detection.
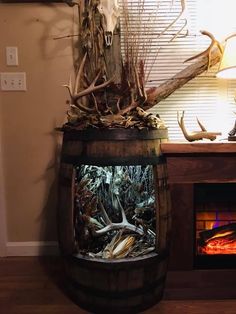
[161,142,236,299]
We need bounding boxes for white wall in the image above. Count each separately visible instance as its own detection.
[0,3,74,251]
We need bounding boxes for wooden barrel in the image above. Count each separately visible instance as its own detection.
[60,128,168,166]
[57,128,171,313]
[65,253,169,314]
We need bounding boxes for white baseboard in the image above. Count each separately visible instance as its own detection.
[6,241,59,256]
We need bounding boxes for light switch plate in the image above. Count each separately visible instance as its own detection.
[6,47,19,66]
[0,72,27,91]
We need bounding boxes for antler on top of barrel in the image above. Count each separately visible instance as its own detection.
[63,0,224,129]
[64,53,114,114]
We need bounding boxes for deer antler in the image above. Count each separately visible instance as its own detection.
[73,72,114,102]
[158,0,186,41]
[177,111,221,142]
[91,197,145,237]
[184,30,223,70]
[63,53,114,114]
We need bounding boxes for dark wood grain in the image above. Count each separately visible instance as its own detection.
[57,163,76,255]
[161,142,236,297]
[1,257,236,314]
[65,253,167,314]
[149,300,236,314]
[161,142,236,154]
[165,156,236,183]
[165,269,236,300]
[160,143,236,183]
[58,129,171,312]
[168,184,194,270]
[61,129,168,165]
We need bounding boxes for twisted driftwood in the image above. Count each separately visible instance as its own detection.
[64,1,223,128]
[144,47,222,110]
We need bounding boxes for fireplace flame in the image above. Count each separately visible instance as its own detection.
[201,238,236,255]
[199,224,236,255]
[205,230,234,242]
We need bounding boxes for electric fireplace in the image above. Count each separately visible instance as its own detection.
[161,142,236,299]
[195,183,236,268]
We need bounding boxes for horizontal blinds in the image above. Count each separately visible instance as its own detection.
[119,0,236,140]
[119,0,196,84]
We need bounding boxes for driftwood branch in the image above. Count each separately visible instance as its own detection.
[64,1,224,129]
[144,46,222,110]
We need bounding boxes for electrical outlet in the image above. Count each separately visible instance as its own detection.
[6,47,19,66]
[0,72,27,91]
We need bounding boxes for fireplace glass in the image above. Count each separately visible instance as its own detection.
[195,183,236,269]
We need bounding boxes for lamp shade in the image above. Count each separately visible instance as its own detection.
[217,34,236,79]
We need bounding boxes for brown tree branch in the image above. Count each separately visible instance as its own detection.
[143,46,222,110]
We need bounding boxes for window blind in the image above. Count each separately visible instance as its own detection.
[119,0,236,140]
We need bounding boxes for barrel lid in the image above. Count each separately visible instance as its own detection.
[62,128,168,141]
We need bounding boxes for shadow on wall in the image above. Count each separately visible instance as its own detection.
[36,127,75,305]
[25,3,77,61]
[27,4,76,255]
[36,126,63,256]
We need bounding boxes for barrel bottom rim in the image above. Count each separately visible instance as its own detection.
[72,251,159,264]
[65,279,165,314]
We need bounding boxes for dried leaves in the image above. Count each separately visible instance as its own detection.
[63,0,188,130]
[66,106,166,130]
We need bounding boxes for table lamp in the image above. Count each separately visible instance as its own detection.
[217,34,236,140]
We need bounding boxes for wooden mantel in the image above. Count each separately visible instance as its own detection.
[160,142,236,183]
[161,142,236,154]
[160,141,236,264]
[160,141,236,299]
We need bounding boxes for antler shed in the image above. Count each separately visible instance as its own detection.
[184,30,223,70]
[177,111,221,142]
[64,53,114,114]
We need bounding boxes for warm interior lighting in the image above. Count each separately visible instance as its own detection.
[201,235,236,255]
[198,223,236,255]
[205,230,234,242]
[197,0,236,41]
[217,34,236,79]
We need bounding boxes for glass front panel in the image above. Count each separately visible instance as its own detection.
[195,184,236,256]
[74,165,156,259]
